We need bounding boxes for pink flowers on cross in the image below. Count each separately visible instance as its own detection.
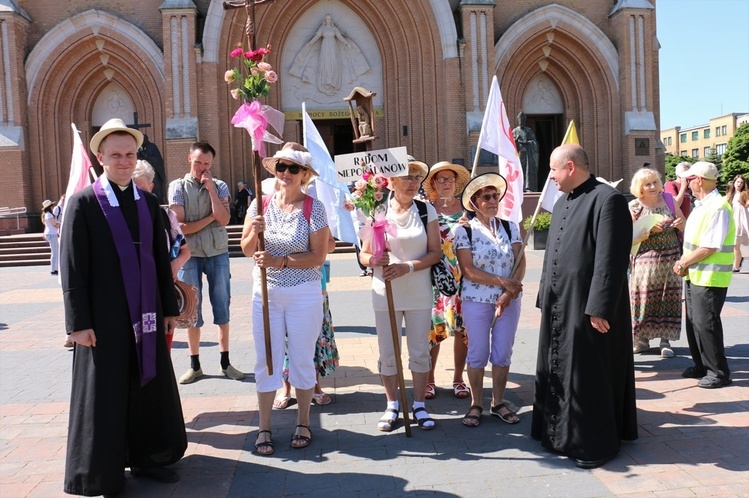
[352,171,389,219]
[226,43,276,102]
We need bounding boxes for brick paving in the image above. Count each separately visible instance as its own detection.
[1,251,747,497]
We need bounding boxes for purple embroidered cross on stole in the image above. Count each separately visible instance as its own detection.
[93,177,158,386]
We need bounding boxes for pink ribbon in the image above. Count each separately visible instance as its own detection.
[358,211,397,262]
[231,101,284,157]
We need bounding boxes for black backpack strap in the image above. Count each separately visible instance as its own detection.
[498,218,511,239]
[464,225,472,245]
[415,199,428,227]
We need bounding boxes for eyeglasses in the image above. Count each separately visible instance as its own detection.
[435,177,456,184]
[476,192,501,202]
[402,175,424,183]
[276,162,303,174]
[685,176,698,182]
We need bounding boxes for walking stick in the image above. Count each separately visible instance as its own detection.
[385,279,412,437]
[225,0,275,374]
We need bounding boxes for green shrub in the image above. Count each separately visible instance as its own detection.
[523,211,552,231]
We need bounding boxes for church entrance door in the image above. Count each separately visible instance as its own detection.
[526,114,563,191]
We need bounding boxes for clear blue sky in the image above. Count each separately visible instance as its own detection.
[657,0,749,130]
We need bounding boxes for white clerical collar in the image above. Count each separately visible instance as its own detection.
[101,174,140,207]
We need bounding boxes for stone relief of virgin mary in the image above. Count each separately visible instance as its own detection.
[289,15,370,96]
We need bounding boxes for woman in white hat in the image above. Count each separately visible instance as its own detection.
[453,173,524,427]
[242,142,331,454]
[421,161,472,400]
[41,199,60,275]
[359,160,442,431]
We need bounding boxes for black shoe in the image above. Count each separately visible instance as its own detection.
[573,454,615,469]
[130,466,179,483]
[681,366,706,379]
[697,376,731,389]
[51,271,58,275]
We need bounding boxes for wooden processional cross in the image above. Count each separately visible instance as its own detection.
[223,0,277,375]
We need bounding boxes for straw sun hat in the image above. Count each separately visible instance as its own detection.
[89,118,143,154]
[41,199,55,210]
[461,172,508,212]
[423,161,471,200]
[261,142,318,176]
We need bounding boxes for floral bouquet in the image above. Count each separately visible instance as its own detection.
[225,43,284,157]
[350,170,395,262]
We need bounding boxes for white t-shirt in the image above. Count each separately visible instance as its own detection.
[43,212,59,236]
[371,200,437,311]
[453,217,521,304]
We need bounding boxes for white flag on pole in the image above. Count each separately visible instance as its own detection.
[62,123,93,224]
[302,104,358,245]
[477,76,524,224]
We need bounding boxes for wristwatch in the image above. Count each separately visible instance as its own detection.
[677,263,684,271]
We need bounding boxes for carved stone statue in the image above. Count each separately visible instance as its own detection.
[358,106,372,137]
[289,15,370,95]
[512,112,540,192]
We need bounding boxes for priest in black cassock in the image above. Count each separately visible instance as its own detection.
[61,118,187,496]
[532,143,638,469]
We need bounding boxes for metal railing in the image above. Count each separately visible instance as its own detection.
[0,207,28,230]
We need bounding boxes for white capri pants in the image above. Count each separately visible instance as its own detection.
[252,280,323,392]
[374,308,432,376]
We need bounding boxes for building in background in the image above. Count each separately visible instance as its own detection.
[661,112,749,159]
[1,0,661,231]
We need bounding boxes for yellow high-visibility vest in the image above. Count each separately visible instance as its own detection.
[683,192,735,288]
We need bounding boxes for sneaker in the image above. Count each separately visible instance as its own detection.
[178,367,203,384]
[222,364,245,380]
[359,270,369,277]
[633,339,649,354]
[659,340,674,358]
[697,376,731,389]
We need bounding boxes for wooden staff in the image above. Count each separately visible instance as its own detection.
[225,0,275,374]
[359,136,411,436]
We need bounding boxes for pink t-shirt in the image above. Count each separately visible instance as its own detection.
[664,180,692,218]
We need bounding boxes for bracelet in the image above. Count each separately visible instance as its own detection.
[406,261,415,273]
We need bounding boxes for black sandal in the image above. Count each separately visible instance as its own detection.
[412,407,435,430]
[462,405,483,427]
[254,430,274,456]
[377,408,399,432]
[490,403,520,424]
[290,424,312,449]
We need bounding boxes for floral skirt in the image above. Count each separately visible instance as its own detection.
[283,294,339,380]
[428,287,467,348]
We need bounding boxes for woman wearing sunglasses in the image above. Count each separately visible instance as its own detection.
[241,142,331,455]
[453,173,525,427]
[359,160,442,432]
[421,161,472,401]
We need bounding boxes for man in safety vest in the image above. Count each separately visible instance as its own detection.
[673,162,735,389]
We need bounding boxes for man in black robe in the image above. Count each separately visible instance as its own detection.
[61,118,187,496]
[532,143,638,469]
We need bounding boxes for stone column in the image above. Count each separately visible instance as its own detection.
[0,4,31,230]
[459,0,496,168]
[159,0,199,180]
[609,0,661,176]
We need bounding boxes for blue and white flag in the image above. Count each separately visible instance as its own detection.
[302,104,358,245]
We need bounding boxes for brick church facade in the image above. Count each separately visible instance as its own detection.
[0,0,661,230]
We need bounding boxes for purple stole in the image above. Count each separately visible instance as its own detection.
[93,177,158,386]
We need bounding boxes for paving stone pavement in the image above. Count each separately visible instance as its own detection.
[1,250,747,497]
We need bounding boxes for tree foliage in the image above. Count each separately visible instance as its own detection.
[664,154,695,180]
[720,122,749,185]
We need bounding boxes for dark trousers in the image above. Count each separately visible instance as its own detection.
[684,281,730,380]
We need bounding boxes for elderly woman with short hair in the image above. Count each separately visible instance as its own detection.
[241,142,331,454]
[359,161,442,431]
[454,173,524,427]
[629,167,685,357]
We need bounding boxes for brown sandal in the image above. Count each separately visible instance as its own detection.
[462,405,483,427]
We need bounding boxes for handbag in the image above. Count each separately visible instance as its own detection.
[431,259,459,296]
[174,280,198,329]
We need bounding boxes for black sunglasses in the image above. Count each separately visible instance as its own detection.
[276,162,303,174]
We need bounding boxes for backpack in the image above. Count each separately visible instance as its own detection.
[414,200,460,297]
